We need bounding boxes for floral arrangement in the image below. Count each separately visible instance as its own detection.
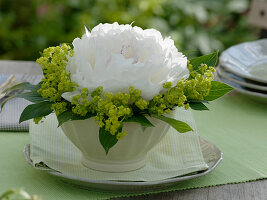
[2,23,233,154]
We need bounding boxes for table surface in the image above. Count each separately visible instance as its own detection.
[0,60,266,200]
[113,179,267,200]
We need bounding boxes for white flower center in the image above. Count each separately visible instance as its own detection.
[120,45,133,59]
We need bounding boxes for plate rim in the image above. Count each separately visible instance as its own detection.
[219,39,267,84]
[217,66,267,92]
[23,138,222,187]
[216,72,267,99]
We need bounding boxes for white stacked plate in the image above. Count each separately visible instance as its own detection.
[217,39,267,103]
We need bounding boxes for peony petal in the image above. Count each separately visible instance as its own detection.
[62,90,80,102]
[67,22,189,100]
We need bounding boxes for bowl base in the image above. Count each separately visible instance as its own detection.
[81,155,147,172]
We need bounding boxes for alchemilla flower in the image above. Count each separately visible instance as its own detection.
[3,22,233,154]
[63,22,188,101]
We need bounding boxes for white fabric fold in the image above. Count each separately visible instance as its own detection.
[30,108,208,181]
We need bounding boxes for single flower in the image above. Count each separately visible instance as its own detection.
[62,22,188,101]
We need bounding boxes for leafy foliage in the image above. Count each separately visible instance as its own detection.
[152,114,193,133]
[99,126,119,154]
[3,82,40,93]
[19,101,53,123]
[189,102,209,111]
[0,27,234,153]
[0,82,44,112]
[124,114,154,127]
[205,81,234,101]
[0,0,258,60]
[190,51,218,71]
[57,110,94,127]
[15,91,47,103]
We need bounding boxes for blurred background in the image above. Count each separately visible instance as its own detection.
[0,0,260,61]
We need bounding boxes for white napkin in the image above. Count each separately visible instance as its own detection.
[30,108,208,181]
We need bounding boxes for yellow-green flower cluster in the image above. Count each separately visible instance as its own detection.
[148,61,215,116]
[128,86,149,110]
[149,80,187,116]
[35,45,215,140]
[71,88,91,116]
[184,62,215,101]
[36,44,76,102]
[68,61,215,137]
[34,44,77,123]
[33,117,43,124]
[51,102,68,116]
[116,130,127,140]
[70,87,132,138]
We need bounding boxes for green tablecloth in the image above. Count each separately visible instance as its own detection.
[0,93,267,200]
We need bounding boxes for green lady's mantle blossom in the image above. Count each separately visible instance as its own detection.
[35,44,216,140]
[0,44,230,153]
[35,44,76,120]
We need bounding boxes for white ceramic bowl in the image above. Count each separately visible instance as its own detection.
[61,113,174,172]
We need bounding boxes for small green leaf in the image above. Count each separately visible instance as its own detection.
[0,96,15,112]
[124,114,154,127]
[205,81,234,101]
[15,91,47,103]
[189,102,209,111]
[99,127,118,155]
[0,91,46,113]
[57,110,94,127]
[19,101,53,123]
[3,82,41,93]
[190,51,218,71]
[152,115,193,133]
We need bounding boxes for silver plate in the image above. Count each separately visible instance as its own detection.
[23,138,222,193]
[219,39,267,84]
[216,71,267,104]
[217,65,267,92]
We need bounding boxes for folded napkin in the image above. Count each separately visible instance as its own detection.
[0,74,42,131]
[30,108,208,181]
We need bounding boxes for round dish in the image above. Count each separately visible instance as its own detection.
[216,73,267,103]
[23,137,222,193]
[216,66,267,92]
[219,39,267,84]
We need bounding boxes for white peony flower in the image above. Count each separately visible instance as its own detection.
[63,22,188,101]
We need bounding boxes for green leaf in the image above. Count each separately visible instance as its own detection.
[57,110,94,127]
[0,91,47,113]
[15,91,47,103]
[19,101,53,123]
[205,81,234,101]
[0,96,15,112]
[124,114,154,127]
[3,82,41,93]
[189,102,209,111]
[190,51,218,71]
[152,115,193,133]
[99,127,118,155]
